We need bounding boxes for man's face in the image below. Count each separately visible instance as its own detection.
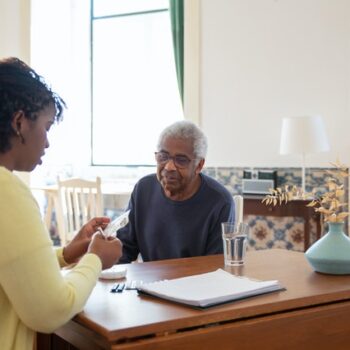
[156,137,204,200]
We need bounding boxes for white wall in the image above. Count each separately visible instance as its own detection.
[0,0,30,61]
[195,0,350,168]
[2,0,350,173]
[0,0,31,185]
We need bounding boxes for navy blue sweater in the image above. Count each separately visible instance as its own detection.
[118,173,234,262]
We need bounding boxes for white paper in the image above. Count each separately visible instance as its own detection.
[139,269,283,308]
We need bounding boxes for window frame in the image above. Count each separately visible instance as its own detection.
[90,0,182,167]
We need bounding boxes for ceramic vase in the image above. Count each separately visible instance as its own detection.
[305,222,350,274]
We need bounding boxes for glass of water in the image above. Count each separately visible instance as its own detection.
[221,222,249,266]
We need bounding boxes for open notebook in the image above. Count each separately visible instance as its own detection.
[138,269,284,308]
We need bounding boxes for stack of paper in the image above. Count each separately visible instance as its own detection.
[138,269,283,308]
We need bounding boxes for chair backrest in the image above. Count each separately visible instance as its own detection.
[56,177,103,245]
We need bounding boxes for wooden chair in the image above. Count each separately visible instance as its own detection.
[56,177,103,245]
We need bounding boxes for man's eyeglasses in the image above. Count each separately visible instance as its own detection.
[154,151,195,169]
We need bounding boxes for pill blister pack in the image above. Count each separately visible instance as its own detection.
[102,210,130,238]
[125,280,143,290]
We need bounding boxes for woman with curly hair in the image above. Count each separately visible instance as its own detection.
[0,57,123,350]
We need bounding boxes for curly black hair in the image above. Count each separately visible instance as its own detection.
[0,57,66,153]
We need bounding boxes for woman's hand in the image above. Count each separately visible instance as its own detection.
[62,217,110,264]
[87,233,123,269]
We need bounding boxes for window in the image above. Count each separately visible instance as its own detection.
[91,0,184,166]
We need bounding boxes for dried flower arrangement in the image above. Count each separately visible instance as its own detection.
[262,160,349,223]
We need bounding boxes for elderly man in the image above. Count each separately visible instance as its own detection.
[118,120,234,262]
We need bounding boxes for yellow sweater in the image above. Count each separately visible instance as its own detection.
[0,167,102,350]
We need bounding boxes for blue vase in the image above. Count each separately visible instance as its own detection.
[305,222,350,274]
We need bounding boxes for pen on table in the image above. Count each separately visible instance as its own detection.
[110,283,125,293]
[116,283,125,293]
[111,284,119,293]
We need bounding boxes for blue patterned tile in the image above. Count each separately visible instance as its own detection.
[205,165,349,251]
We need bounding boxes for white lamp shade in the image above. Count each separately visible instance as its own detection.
[279,115,330,155]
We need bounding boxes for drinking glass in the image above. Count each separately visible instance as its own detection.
[221,222,249,266]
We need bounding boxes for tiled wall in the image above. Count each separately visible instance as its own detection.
[203,167,344,196]
[203,167,349,252]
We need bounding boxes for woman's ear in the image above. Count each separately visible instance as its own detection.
[11,110,25,134]
[11,111,26,143]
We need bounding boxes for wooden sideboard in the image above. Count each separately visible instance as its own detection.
[244,196,322,251]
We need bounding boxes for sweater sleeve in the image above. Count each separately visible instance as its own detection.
[0,172,102,333]
[55,246,69,267]
[205,200,235,255]
[118,193,140,263]
[0,251,101,333]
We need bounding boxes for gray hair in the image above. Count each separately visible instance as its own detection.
[157,120,208,159]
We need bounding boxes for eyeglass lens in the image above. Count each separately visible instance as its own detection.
[155,152,191,168]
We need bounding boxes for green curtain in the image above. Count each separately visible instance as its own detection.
[169,0,184,104]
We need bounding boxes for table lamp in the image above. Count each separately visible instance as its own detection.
[279,115,330,193]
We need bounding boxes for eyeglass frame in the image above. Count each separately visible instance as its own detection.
[154,151,198,169]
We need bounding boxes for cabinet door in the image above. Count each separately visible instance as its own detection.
[244,198,321,252]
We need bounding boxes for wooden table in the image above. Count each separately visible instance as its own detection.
[37,250,350,349]
[244,196,322,250]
